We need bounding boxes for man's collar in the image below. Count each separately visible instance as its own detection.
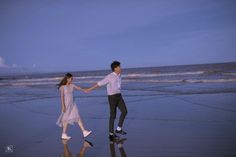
[112,72,121,76]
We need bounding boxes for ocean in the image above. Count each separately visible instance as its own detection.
[1,62,236,109]
[1,62,236,87]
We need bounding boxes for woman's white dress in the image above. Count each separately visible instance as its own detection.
[56,84,81,127]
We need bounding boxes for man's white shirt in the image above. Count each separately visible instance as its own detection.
[97,72,121,95]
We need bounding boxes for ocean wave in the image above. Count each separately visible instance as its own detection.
[4,76,104,83]
[123,71,205,78]
[0,80,97,87]
[124,78,236,83]
[184,79,236,83]
[74,76,104,79]
[223,73,236,76]
[1,78,236,87]
[13,77,62,82]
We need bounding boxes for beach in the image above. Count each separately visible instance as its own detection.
[0,63,236,157]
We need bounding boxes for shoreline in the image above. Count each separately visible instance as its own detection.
[1,85,236,156]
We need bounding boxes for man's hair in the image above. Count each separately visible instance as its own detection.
[111,61,120,71]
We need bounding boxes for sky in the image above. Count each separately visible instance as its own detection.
[0,0,236,73]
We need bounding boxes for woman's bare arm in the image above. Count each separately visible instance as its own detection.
[87,83,100,92]
[73,84,87,92]
[60,87,66,113]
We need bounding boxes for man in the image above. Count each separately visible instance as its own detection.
[87,61,128,140]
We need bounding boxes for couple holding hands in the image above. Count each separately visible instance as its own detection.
[56,61,128,141]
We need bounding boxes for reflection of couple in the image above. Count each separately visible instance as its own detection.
[61,139,93,157]
[56,61,128,141]
[61,138,127,157]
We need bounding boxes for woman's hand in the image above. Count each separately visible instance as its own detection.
[62,105,66,113]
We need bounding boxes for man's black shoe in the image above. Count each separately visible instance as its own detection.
[109,133,119,141]
[115,129,127,135]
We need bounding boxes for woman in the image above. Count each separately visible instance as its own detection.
[56,73,92,140]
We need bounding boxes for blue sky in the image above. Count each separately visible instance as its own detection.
[0,0,236,73]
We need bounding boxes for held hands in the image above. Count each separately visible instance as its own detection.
[82,88,92,93]
[81,84,98,93]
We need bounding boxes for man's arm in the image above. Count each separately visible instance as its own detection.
[86,75,109,92]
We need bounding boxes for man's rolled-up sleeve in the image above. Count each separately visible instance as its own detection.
[97,75,110,86]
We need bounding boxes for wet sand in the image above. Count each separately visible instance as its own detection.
[0,83,236,157]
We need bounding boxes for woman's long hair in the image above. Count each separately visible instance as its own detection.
[58,73,73,89]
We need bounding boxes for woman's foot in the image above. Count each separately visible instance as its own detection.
[61,133,71,140]
[83,130,92,138]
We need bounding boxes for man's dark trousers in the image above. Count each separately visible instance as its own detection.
[108,93,127,133]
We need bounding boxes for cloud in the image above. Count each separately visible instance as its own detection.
[0,56,8,68]
[12,64,23,68]
[0,57,23,68]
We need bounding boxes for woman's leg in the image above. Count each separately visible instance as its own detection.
[63,122,68,134]
[77,119,86,132]
[77,119,92,138]
[61,122,71,139]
